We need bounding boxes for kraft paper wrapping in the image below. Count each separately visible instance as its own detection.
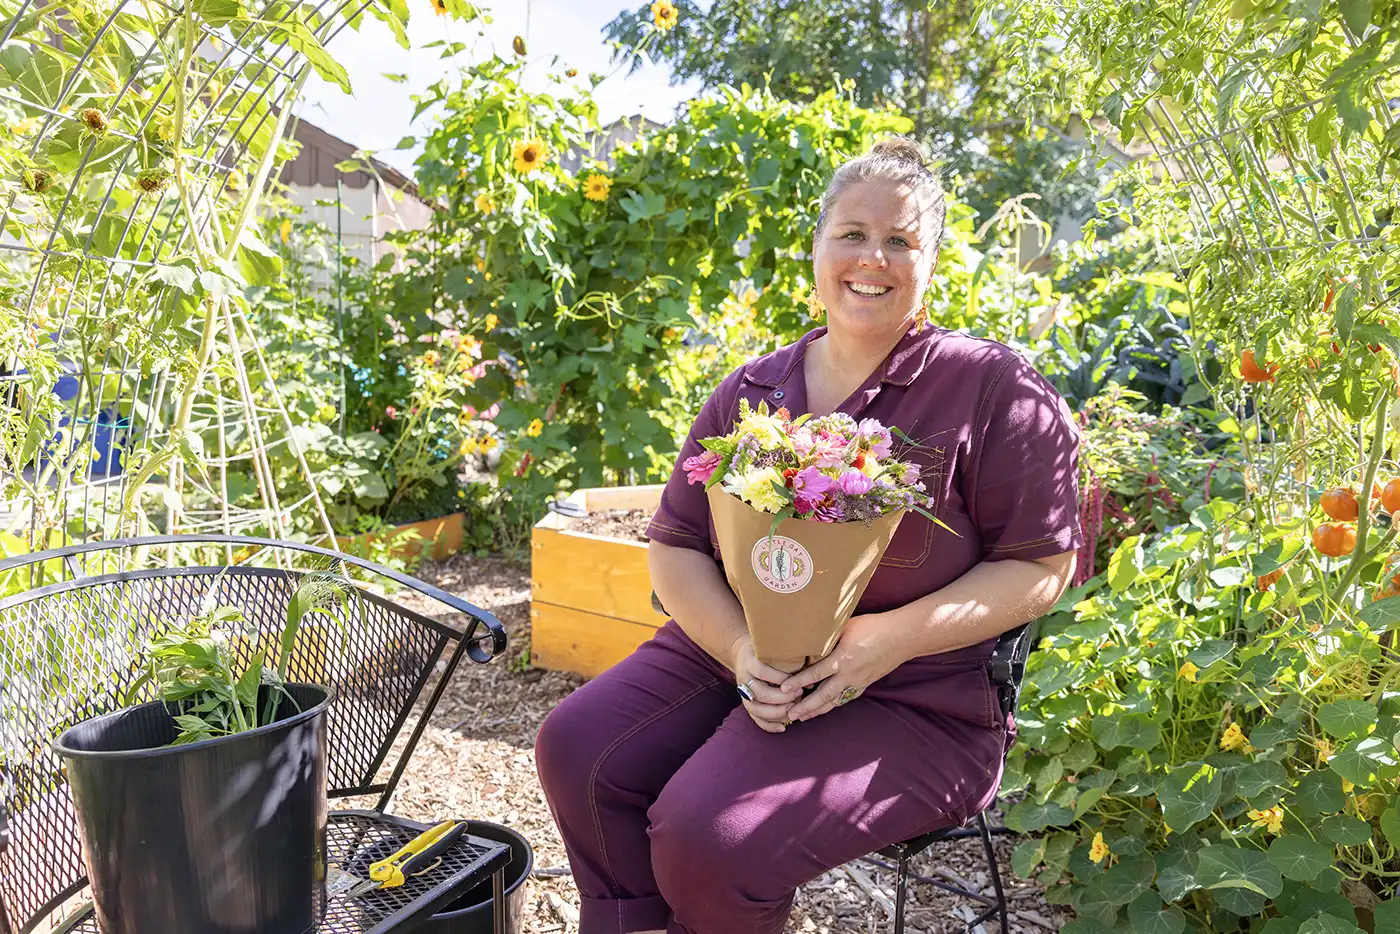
[706,485,905,673]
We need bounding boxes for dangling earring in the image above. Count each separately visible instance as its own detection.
[805,287,826,322]
[914,299,930,331]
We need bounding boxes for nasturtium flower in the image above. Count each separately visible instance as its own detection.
[513,138,548,174]
[1248,807,1283,834]
[474,191,496,214]
[484,313,499,331]
[651,0,678,31]
[1088,832,1110,863]
[1219,721,1246,752]
[1342,779,1355,793]
[583,173,612,202]
[526,418,544,437]
[1177,661,1199,682]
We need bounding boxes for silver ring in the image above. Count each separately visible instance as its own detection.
[736,679,756,702]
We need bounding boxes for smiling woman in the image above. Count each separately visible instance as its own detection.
[534,135,1083,934]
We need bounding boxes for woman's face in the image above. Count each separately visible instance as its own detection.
[812,180,940,342]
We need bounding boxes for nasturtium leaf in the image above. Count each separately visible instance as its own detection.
[1237,761,1289,800]
[1073,877,1120,925]
[1260,919,1303,934]
[1155,847,1200,903]
[1003,800,1074,833]
[1126,890,1186,934]
[1063,739,1097,772]
[1329,736,1398,787]
[1158,762,1223,831]
[1109,535,1144,592]
[1187,639,1235,669]
[1382,806,1400,849]
[1073,769,1118,819]
[1099,854,1155,905]
[1210,565,1248,587]
[1358,595,1400,632]
[1317,700,1378,739]
[1299,915,1366,934]
[1318,813,1371,846]
[1267,836,1333,882]
[1292,770,1345,817]
[1093,713,1162,751]
[1250,716,1297,749]
[1197,844,1282,916]
[1061,921,1117,934]
[1253,539,1303,575]
[1012,839,1045,878]
[1373,898,1400,934]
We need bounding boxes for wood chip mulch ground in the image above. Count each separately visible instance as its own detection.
[381,553,1074,933]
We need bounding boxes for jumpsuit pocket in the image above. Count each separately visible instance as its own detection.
[871,660,1003,730]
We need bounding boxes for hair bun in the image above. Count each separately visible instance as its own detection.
[869,136,931,168]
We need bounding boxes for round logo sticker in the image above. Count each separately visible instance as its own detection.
[751,536,814,594]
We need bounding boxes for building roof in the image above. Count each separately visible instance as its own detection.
[278,116,427,204]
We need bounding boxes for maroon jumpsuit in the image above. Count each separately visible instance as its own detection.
[536,324,1084,934]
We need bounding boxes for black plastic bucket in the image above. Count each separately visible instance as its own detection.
[417,821,533,934]
[53,683,331,934]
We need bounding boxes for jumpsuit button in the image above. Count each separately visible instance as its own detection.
[773,390,785,400]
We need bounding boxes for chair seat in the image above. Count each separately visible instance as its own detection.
[877,817,980,861]
[52,810,511,934]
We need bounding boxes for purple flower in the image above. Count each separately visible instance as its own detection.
[857,418,893,458]
[792,466,833,511]
[682,451,722,485]
[900,462,921,485]
[836,468,873,496]
[814,498,846,522]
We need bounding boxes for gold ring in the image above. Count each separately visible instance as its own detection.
[836,686,860,705]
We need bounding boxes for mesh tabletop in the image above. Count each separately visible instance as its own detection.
[54,810,512,934]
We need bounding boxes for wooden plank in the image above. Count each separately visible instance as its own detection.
[581,485,664,512]
[530,603,660,678]
[531,526,666,625]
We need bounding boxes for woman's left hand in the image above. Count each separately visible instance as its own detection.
[780,613,904,722]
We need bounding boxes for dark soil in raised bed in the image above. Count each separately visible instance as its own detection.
[567,508,653,543]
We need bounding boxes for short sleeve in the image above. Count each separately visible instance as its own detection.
[645,366,746,555]
[966,354,1084,562]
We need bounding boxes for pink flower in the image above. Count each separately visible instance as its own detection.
[901,462,921,485]
[792,466,833,511]
[682,451,723,485]
[857,418,893,458]
[385,405,398,420]
[836,468,873,496]
[482,403,500,421]
[807,433,848,468]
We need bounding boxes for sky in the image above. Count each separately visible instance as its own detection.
[295,0,704,177]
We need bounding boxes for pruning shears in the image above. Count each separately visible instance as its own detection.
[342,820,467,898]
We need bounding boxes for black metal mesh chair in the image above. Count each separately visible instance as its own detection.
[0,534,512,934]
[860,621,1037,934]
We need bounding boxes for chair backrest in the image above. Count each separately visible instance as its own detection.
[0,535,506,934]
[986,620,1037,718]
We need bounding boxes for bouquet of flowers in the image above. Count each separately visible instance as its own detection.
[682,401,952,671]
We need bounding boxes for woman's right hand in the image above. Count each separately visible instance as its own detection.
[730,634,797,733]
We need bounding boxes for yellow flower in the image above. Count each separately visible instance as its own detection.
[1177,661,1199,682]
[583,173,612,202]
[474,191,495,214]
[526,418,544,438]
[1248,807,1284,835]
[278,218,292,244]
[430,0,447,15]
[7,117,41,135]
[481,435,498,451]
[316,403,336,422]
[1342,779,1355,793]
[457,334,481,357]
[651,0,679,31]
[460,438,479,457]
[1219,721,1246,752]
[842,77,856,92]
[735,412,789,449]
[512,138,548,174]
[484,313,499,331]
[422,350,440,367]
[723,465,787,514]
[1088,832,1110,864]
[1316,738,1334,763]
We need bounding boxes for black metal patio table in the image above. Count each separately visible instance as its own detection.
[0,534,513,934]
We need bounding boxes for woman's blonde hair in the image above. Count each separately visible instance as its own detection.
[815,136,947,253]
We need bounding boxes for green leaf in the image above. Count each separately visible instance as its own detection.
[1337,0,1372,34]
[1381,806,1400,849]
[1155,847,1199,902]
[1197,844,1282,916]
[1374,898,1400,934]
[1073,769,1118,818]
[1318,813,1371,846]
[1092,713,1162,751]
[1250,716,1297,749]
[1252,539,1303,574]
[236,234,284,287]
[1318,700,1379,739]
[1099,855,1155,905]
[1158,762,1223,831]
[1358,595,1400,632]
[1062,921,1117,934]
[1187,639,1234,669]
[193,0,244,26]
[1012,839,1045,878]
[1299,916,1365,934]
[152,262,198,293]
[1003,800,1075,833]
[1127,890,1186,934]
[1108,535,1144,591]
[1267,836,1333,882]
[277,21,352,93]
[1329,736,1398,787]
[1237,761,1288,799]
[1292,770,1345,817]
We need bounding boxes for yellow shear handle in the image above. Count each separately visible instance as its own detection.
[369,820,459,888]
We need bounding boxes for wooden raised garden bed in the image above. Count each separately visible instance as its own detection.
[337,512,466,562]
[530,485,667,678]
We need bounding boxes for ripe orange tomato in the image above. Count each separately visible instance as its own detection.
[1240,350,1279,383]
[1382,478,1400,515]
[1321,487,1360,521]
[1256,569,1284,591]
[1312,522,1358,557]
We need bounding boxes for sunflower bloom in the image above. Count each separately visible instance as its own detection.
[1177,661,1199,682]
[1219,721,1246,752]
[583,173,612,202]
[526,418,544,438]
[1088,832,1110,864]
[512,138,548,174]
[430,0,447,15]
[474,191,496,214]
[651,0,678,31]
[1248,807,1284,834]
